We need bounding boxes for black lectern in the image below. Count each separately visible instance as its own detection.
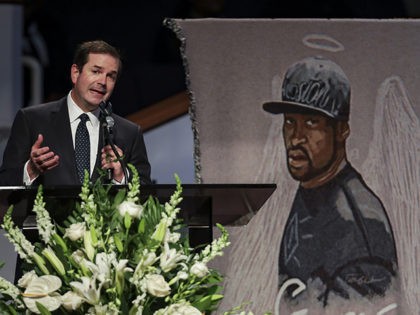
[0,184,276,248]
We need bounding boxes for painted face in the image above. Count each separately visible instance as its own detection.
[283,113,338,183]
[70,53,119,112]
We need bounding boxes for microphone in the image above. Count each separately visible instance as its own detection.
[100,101,114,182]
[105,115,115,134]
[99,101,128,184]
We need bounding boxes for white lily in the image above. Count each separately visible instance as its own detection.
[62,291,83,311]
[115,258,133,295]
[70,276,101,305]
[159,242,187,273]
[22,275,62,314]
[131,250,157,284]
[84,252,116,286]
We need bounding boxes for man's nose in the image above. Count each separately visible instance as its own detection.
[290,126,306,146]
[98,74,108,85]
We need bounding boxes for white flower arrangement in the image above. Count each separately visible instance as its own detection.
[0,165,237,314]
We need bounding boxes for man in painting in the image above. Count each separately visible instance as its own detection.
[263,56,398,306]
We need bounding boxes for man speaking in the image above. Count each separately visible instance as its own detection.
[0,40,151,186]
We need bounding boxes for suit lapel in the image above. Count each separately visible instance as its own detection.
[91,121,105,182]
[49,99,80,184]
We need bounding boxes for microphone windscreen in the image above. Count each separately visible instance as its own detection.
[105,116,115,128]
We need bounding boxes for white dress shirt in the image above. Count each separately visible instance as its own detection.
[23,93,100,185]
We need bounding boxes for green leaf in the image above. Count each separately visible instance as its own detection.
[124,213,132,230]
[52,233,68,253]
[114,234,124,253]
[193,294,224,310]
[35,301,52,315]
[90,225,98,246]
[138,217,145,233]
[0,302,17,315]
[114,189,127,206]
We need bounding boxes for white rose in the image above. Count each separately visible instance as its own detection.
[177,271,189,280]
[145,274,171,297]
[155,302,202,315]
[18,270,37,288]
[64,223,86,241]
[118,201,143,219]
[175,304,202,315]
[190,262,208,278]
[62,291,83,311]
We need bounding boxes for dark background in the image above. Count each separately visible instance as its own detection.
[23,0,410,117]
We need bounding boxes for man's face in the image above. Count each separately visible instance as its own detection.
[71,53,119,112]
[283,112,338,183]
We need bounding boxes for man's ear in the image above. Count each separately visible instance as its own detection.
[336,121,350,142]
[70,64,80,84]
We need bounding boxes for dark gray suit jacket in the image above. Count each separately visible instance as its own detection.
[0,97,151,186]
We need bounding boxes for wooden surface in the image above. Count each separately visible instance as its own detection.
[126,91,189,132]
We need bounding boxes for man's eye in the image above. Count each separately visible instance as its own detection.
[306,119,317,126]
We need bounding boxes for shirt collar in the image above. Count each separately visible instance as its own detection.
[67,92,101,127]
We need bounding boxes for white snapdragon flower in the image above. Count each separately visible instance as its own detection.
[32,188,55,244]
[132,293,146,306]
[165,230,181,243]
[2,212,36,262]
[22,275,62,314]
[190,261,209,278]
[0,276,23,307]
[145,274,171,297]
[118,200,143,219]
[64,222,86,241]
[62,291,83,311]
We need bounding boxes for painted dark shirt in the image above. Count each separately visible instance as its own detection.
[279,163,398,304]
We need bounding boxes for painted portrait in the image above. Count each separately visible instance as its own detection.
[168,19,420,314]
